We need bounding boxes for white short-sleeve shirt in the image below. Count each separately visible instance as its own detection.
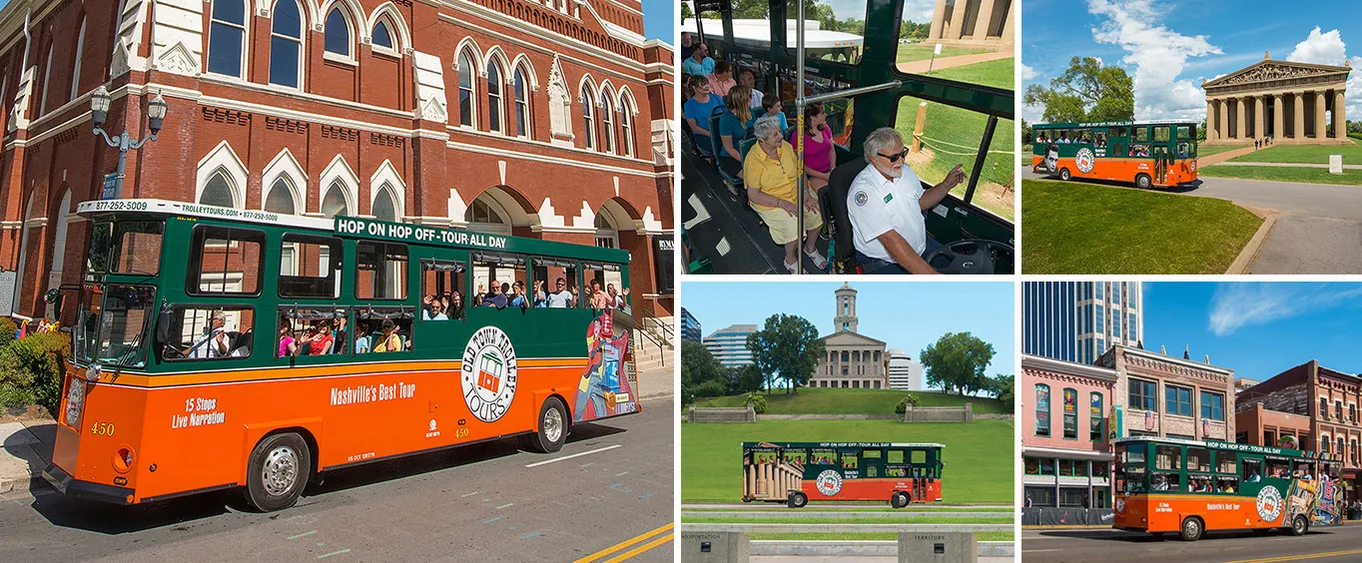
[847,163,927,261]
[749,89,764,109]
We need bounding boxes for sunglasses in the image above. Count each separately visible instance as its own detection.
[877,148,910,163]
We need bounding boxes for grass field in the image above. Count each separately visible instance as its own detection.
[1021,180,1263,274]
[895,58,1015,221]
[1196,144,1243,157]
[895,44,990,63]
[699,388,1006,414]
[1200,164,1362,186]
[681,420,1014,504]
[1227,139,1362,164]
[748,531,1014,541]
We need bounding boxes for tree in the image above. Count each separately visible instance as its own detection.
[1021,119,1032,146]
[682,1,694,22]
[1198,117,1208,141]
[919,332,995,396]
[682,340,729,404]
[990,373,1014,412]
[735,363,766,394]
[1022,57,1134,123]
[746,314,824,394]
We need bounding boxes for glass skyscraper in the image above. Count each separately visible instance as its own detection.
[1023,281,1143,364]
[703,324,757,367]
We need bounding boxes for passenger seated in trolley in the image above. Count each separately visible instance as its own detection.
[744,116,827,273]
[847,128,967,275]
[185,311,232,358]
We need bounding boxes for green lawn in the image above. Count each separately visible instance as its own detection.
[681,420,1014,504]
[895,44,991,63]
[1200,164,1362,186]
[1196,144,1243,157]
[1227,139,1362,164]
[748,531,1014,541]
[1021,180,1263,274]
[895,58,1016,221]
[699,388,1006,414]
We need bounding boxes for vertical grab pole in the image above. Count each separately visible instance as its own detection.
[794,0,806,275]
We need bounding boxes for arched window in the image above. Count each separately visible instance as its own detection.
[264,178,297,214]
[620,98,634,157]
[269,0,304,88]
[580,87,595,149]
[458,50,477,127]
[513,66,530,138]
[324,7,352,57]
[207,0,247,78]
[200,171,237,207]
[372,19,394,51]
[69,20,85,102]
[38,44,53,116]
[487,62,504,133]
[373,184,399,222]
[465,198,511,235]
[321,181,350,218]
[594,212,618,248]
[600,95,615,153]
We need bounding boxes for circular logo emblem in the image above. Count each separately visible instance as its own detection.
[1191,160,1198,172]
[461,326,518,423]
[1076,147,1096,174]
[1115,497,1126,513]
[815,470,843,496]
[1257,485,1283,523]
[1280,435,1298,449]
[854,191,868,207]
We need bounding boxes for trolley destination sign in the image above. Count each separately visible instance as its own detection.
[334,217,509,250]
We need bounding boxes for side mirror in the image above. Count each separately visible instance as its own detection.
[155,303,175,344]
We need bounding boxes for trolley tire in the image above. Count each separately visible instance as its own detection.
[524,397,570,453]
[243,432,311,512]
[788,491,808,509]
[1135,173,1153,190]
[1180,516,1204,541]
[891,491,911,509]
[1290,515,1309,536]
[1059,168,1072,181]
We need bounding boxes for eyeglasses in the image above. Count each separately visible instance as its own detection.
[877,148,909,163]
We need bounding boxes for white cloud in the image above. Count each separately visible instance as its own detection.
[1208,283,1362,336]
[1085,0,1222,120]
[1020,63,1038,81]
[1022,101,1045,123]
[1287,27,1347,65]
[901,0,936,22]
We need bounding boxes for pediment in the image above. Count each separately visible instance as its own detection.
[820,330,886,347]
[1204,59,1350,89]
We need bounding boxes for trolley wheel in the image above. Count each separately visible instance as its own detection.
[523,397,569,453]
[243,432,311,512]
[1058,168,1071,181]
[1179,516,1204,541]
[1290,515,1309,536]
[1135,173,1153,190]
[891,491,911,509]
[788,491,808,509]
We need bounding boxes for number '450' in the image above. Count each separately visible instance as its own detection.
[89,422,115,436]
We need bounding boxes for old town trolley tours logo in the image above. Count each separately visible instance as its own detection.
[1257,484,1283,523]
[1075,147,1096,174]
[815,469,843,496]
[462,326,518,423]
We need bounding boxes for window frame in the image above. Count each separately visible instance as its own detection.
[418,259,468,321]
[323,5,355,62]
[1035,383,1051,437]
[278,232,344,299]
[354,240,410,301]
[581,87,596,149]
[458,50,479,128]
[1129,377,1156,411]
[160,303,257,362]
[371,19,399,56]
[268,0,306,89]
[513,65,531,139]
[207,0,249,79]
[1165,384,1193,418]
[185,224,266,298]
[487,61,505,133]
[1200,390,1225,422]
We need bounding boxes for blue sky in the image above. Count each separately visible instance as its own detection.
[1142,282,1362,384]
[1022,0,1362,123]
[642,0,673,41]
[682,281,1016,387]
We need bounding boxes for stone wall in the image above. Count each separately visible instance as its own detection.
[688,405,756,423]
[903,404,973,423]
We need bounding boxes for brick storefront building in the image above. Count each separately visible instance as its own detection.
[1021,355,1118,510]
[0,0,674,322]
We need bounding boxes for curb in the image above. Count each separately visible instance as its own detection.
[0,475,42,495]
[1226,211,1276,274]
[749,540,1014,557]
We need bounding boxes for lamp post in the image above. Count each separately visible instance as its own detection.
[90,86,168,199]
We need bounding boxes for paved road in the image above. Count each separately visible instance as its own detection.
[896,51,1014,74]
[1023,170,1362,273]
[0,397,675,563]
[1022,526,1362,563]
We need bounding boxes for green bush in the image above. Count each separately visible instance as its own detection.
[894,394,922,414]
[744,392,768,414]
[0,332,72,415]
[693,379,727,399]
[0,317,17,348]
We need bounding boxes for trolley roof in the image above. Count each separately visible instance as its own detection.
[1113,436,1316,458]
[681,18,864,49]
[743,442,945,449]
[1034,120,1199,129]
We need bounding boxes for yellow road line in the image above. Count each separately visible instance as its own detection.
[1221,548,1362,563]
[600,532,674,563]
[573,522,674,563]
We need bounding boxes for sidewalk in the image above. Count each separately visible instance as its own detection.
[637,361,675,400]
[1197,145,1256,166]
[896,51,1013,74]
[1213,161,1362,169]
[0,419,54,494]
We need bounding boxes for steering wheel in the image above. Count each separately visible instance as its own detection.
[924,239,1015,274]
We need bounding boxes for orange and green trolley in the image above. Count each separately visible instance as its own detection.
[1032,120,1199,189]
[46,199,638,511]
[742,442,944,508]
[1113,437,1344,541]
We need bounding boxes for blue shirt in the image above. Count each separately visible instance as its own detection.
[681,56,715,76]
[717,110,751,160]
[683,95,724,154]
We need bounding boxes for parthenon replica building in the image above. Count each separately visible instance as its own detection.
[1203,53,1351,145]
[927,0,1015,50]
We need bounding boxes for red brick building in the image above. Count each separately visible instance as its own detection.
[0,0,674,323]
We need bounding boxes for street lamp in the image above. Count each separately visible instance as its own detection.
[91,86,168,199]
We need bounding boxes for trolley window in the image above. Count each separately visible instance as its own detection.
[187,226,265,296]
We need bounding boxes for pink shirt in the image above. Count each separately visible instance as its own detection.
[279,336,294,357]
[802,124,834,173]
[707,74,736,97]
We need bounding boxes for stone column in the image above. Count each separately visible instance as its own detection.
[1206,101,1217,140]
[1316,91,1328,139]
[972,0,997,40]
[1274,93,1285,140]
[1253,94,1265,139]
[1236,98,1246,140]
[948,0,970,39]
[1218,98,1228,142]
[999,3,1014,44]
[1294,91,1305,139]
[928,0,947,40]
[1335,88,1347,140]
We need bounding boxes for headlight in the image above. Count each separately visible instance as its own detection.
[64,380,85,428]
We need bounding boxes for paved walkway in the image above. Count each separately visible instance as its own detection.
[896,50,1013,74]
[1196,145,1256,166]
[0,419,52,494]
[1214,161,1362,169]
